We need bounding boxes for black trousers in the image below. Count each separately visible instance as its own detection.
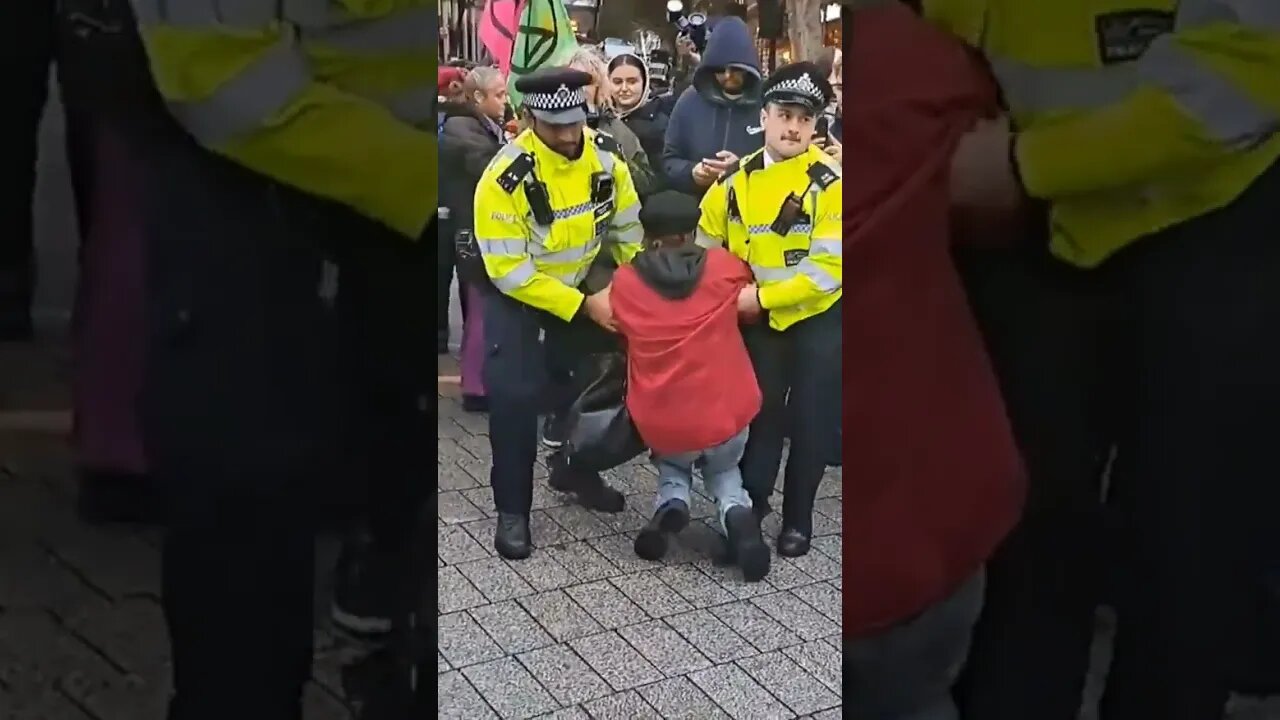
[483,292,615,514]
[740,299,842,535]
[0,0,54,322]
[137,135,350,719]
[337,228,433,553]
[956,161,1280,720]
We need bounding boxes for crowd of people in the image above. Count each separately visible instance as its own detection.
[436,15,844,569]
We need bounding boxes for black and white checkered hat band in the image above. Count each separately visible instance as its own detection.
[525,83,587,112]
[767,73,824,104]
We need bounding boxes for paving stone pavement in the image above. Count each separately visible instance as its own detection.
[436,369,845,720]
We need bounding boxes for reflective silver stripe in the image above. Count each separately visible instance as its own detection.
[798,260,841,292]
[612,202,640,228]
[303,6,436,53]
[1182,0,1280,32]
[476,238,526,256]
[597,146,616,175]
[381,85,435,125]
[810,238,842,256]
[609,220,644,248]
[168,38,310,145]
[751,265,795,282]
[991,57,1139,114]
[695,229,724,248]
[1142,35,1279,148]
[491,259,537,292]
[533,239,600,264]
[149,0,279,28]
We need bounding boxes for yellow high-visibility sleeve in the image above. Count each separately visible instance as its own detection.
[758,180,844,310]
[139,25,436,239]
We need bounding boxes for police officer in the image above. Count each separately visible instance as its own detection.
[471,67,645,559]
[696,62,842,558]
[920,1,1280,717]
[126,2,434,717]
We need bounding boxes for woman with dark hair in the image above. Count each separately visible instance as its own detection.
[609,52,670,179]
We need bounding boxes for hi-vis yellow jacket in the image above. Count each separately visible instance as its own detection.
[924,0,1280,268]
[696,146,842,331]
[129,0,436,240]
[474,128,644,321]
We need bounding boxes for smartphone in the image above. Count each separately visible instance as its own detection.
[815,115,831,143]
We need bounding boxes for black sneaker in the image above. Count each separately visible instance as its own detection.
[633,499,690,561]
[725,506,770,582]
[331,536,396,636]
[547,452,625,513]
[540,414,569,449]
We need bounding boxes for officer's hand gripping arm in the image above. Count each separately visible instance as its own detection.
[757,180,843,311]
[474,174,586,322]
[133,2,437,240]
[1015,7,1280,199]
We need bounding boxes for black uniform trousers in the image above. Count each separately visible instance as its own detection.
[138,136,353,720]
[1,0,54,329]
[740,299,843,535]
[956,160,1280,720]
[483,291,615,515]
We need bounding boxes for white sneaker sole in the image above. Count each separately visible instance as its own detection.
[331,604,393,636]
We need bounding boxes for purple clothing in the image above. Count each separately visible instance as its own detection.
[460,283,487,397]
[71,127,147,474]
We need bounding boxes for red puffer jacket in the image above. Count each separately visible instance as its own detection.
[842,3,1026,639]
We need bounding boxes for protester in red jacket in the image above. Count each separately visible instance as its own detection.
[610,191,770,581]
[841,3,1026,718]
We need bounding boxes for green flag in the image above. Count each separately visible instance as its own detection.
[508,0,580,110]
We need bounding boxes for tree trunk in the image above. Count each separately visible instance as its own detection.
[786,0,825,64]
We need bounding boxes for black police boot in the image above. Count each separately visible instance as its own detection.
[725,506,770,582]
[540,413,569,449]
[331,533,397,637]
[547,452,625,513]
[776,528,811,558]
[633,499,689,561]
[494,513,532,560]
[461,394,488,413]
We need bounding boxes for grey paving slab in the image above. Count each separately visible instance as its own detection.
[434,382,847,719]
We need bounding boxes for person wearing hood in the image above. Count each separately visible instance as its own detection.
[662,16,764,196]
[610,191,770,582]
[608,52,670,184]
[565,47,657,198]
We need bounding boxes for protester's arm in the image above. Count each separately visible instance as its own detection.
[758,180,843,310]
[608,159,645,265]
[474,168,585,321]
[662,94,700,193]
[134,4,436,239]
[695,179,731,248]
[1016,17,1280,198]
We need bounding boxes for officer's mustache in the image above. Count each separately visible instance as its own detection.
[782,133,803,142]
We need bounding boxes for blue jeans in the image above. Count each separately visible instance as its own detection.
[845,571,985,720]
[652,428,752,535]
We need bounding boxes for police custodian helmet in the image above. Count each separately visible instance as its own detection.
[761,61,835,115]
[515,67,594,125]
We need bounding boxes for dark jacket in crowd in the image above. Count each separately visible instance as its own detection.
[841,2,1025,639]
[613,52,670,186]
[438,101,505,231]
[661,17,764,195]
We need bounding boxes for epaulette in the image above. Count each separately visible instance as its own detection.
[593,131,621,157]
[496,152,535,193]
[806,160,840,190]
